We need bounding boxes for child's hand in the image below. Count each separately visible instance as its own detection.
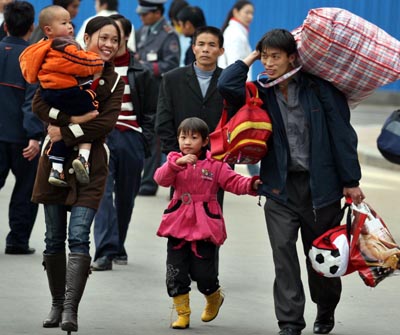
[176,154,198,166]
[252,178,262,190]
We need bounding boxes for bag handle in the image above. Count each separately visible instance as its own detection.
[257,66,302,88]
[220,82,262,127]
[344,198,375,241]
[337,197,352,241]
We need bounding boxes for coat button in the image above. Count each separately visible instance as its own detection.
[68,168,75,174]
[99,79,105,85]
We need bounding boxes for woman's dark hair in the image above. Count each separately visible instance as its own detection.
[221,0,253,33]
[109,13,132,38]
[256,29,297,56]
[53,0,79,8]
[168,0,189,23]
[177,117,209,141]
[193,26,224,48]
[85,16,121,46]
[176,6,206,29]
[4,1,35,37]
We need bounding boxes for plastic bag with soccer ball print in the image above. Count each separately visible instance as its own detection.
[309,199,400,287]
[349,202,400,287]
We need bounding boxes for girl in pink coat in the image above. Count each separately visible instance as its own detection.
[154,117,261,329]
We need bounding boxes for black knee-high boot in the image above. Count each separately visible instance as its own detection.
[61,253,91,333]
[43,252,66,328]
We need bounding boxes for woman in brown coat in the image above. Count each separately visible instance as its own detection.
[31,16,124,334]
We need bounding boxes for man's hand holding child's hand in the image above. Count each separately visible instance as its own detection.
[252,178,262,190]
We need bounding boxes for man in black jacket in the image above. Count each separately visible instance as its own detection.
[156,25,224,155]
[92,14,157,271]
[155,25,225,204]
[0,1,44,255]
[218,29,365,335]
[135,0,180,196]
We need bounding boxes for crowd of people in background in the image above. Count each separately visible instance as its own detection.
[0,1,366,335]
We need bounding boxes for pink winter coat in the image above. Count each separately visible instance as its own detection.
[154,150,258,246]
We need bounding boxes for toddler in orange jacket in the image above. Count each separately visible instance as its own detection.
[20,5,104,187]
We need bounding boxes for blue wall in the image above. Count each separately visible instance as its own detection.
[28,0,400,91]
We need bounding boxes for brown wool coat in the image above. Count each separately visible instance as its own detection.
[31,62,124,210]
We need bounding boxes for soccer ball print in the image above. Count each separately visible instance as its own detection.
[309,234,350,277]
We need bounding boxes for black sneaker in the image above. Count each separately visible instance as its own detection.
[72,155,90,184]
[279,328,302,335]
[48,169,68,187]
[113,255,128,265]
[5,246,36,255]
[91,256,112,271]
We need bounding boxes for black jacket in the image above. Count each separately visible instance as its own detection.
[0,36,44,144]
[127,51,157,157]
[155,64,224,154]
[218,60,361,209]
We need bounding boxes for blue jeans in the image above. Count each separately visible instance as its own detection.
[44,204,96,255]
[94,130,145,260]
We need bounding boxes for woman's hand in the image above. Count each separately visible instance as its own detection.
[70,110,99,124]
[47,125,62,143]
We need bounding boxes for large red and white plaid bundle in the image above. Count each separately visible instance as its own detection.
[293,7,400,108]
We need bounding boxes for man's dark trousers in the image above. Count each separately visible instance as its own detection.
[94,130,145,260]
[0,141,39,249]
[264,171,342,331]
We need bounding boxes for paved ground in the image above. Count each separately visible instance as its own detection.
[1,99,400,335]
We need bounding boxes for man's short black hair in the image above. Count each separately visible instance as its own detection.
[193,26,224,48]
[53,0,79,8]
[99,0,118,11]
[4,1,35,37]
[256,29,297,56]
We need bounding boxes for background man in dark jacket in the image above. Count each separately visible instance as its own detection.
[135,0,180,196]
[218,29,364,335]
[156,25,224,154]
[0,1,44,255]
[92,14,157,271]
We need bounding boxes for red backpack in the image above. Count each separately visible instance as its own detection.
[210,82,272,164]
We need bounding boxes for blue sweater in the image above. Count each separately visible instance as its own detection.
[218,60,361,209]
[0,36,43,144]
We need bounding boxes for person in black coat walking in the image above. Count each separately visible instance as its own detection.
[218,29,365,335]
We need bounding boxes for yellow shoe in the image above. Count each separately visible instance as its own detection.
[201,288,224,322]
[171,293,190,329]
